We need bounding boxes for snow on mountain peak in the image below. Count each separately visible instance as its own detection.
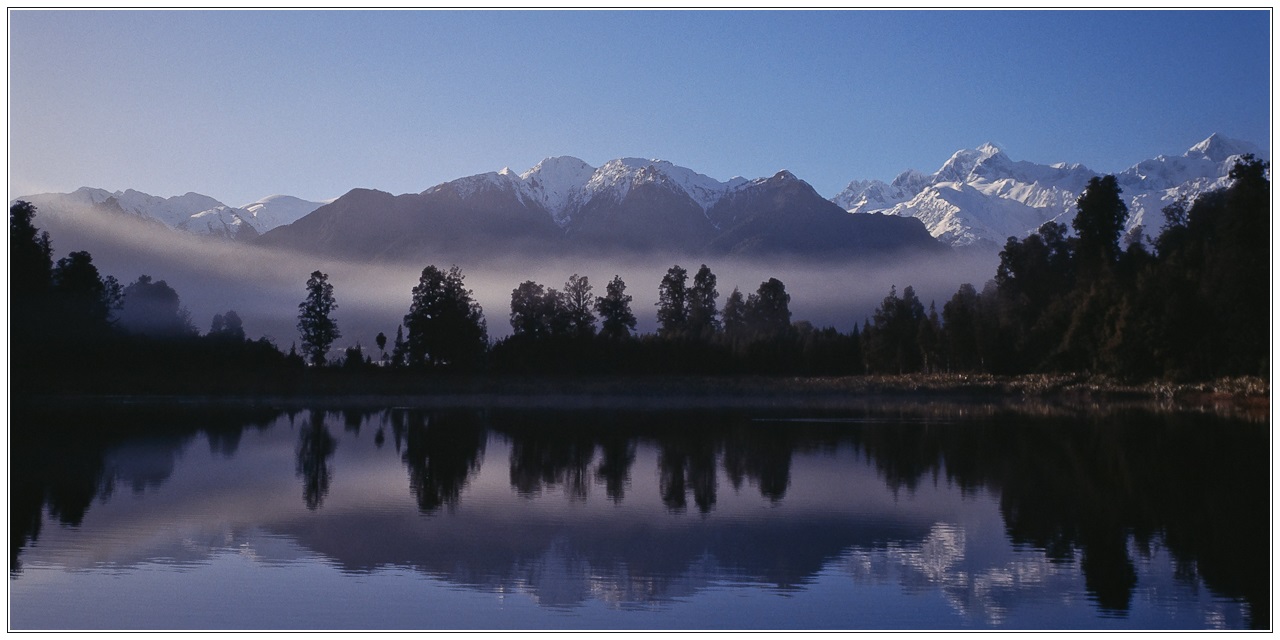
[891,169,930,189]
[1184,133,1264,163]
[516,156,597,222]
[976,142,1004,157]
[239,194,327,230]
[549,156,739,214]
[428,155,760,227]
[833,134,1264,249]
[936,143,1005,184]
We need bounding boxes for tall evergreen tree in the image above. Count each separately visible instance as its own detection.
[721,287,747,341]
[10,200,53,300]
[297,270,340,366]
[942,283,983,372]
[866,285,925,373]
[918,301,942,373]
[687,264,720,340]
[1072,175,1128,275]
[51,250,122,329]
[562,274,597,338]
[391,325,407,368]
[656,265,689,339]
[745,278,791,339]
[595,275,637,340]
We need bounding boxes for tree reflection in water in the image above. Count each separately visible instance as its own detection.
[8,401,1270,628]
[296,409,337,510]
[594,435,635,504]
[400,410,486,513]
[505,415,598,500]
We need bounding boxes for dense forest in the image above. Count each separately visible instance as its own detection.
[10,156,1269,395]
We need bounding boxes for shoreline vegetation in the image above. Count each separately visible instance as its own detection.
[23,373,1269,421]
[11,159,1269,415]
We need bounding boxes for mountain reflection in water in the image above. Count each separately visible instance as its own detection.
[9,401,1268,630]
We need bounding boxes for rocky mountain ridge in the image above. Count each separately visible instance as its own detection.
[832,134,1266,248]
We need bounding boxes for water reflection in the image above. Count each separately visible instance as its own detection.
[401,410,486,513]
[296,410,337,510]
[8,401,1269,629]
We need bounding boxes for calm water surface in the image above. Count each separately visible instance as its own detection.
[9,400,1269,630]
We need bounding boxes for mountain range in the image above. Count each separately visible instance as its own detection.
[251,158,944,261]
[16,133,1263,260]
[18,188,329,240]
[832,133,1266,249]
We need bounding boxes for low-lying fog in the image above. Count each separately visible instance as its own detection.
[38,208,999,356]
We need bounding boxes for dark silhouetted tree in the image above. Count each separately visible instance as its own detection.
[404,265,487,369]
[52,250,122,328]
[562,273,596,338]
[918,301,942,373]
[391,325,407,368]
[687,264,720,340]
[10,201,53,300]
[510,280,567,338]
[865,285,926,373]
[942,283,983,372]
[118,275,196,338]
[208,310,246,341]
[994,221,1075,371]
[1072,175,1128,275]
[297,270,340,366]
[595,275,637,340]
[721,287,747,342]
[745,277,791,339]
[655,265,689,339]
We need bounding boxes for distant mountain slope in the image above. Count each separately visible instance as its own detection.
[21,135,1250,259]
[15,188,326,240]
[832,134,1266,248]
[255,158,944,261]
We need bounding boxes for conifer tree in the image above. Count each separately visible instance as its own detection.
[562,274,597,338]
[687,264,720,340]
[595,275,637,340]
[297,270,340,366]
[656,265,689,339]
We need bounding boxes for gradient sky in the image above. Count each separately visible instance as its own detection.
[8,9,1272,208]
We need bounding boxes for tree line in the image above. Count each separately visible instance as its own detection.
[11,155,1267,392]
[11,199,299,395]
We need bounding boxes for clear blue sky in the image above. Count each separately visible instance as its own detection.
[8,9,1272,207]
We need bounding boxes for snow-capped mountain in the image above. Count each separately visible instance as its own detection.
[428,156,752,228]
[256,157,944,261]
[14,188,327,240]
[239,194,332,232]
[832,134,1266,249]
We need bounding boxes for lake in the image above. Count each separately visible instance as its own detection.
[8,398,1269,630]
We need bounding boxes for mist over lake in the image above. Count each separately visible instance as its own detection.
[36,205,997,348]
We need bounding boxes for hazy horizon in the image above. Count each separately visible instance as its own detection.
[34,204,997,352]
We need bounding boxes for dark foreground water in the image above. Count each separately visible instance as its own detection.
[9,399,1269,630]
